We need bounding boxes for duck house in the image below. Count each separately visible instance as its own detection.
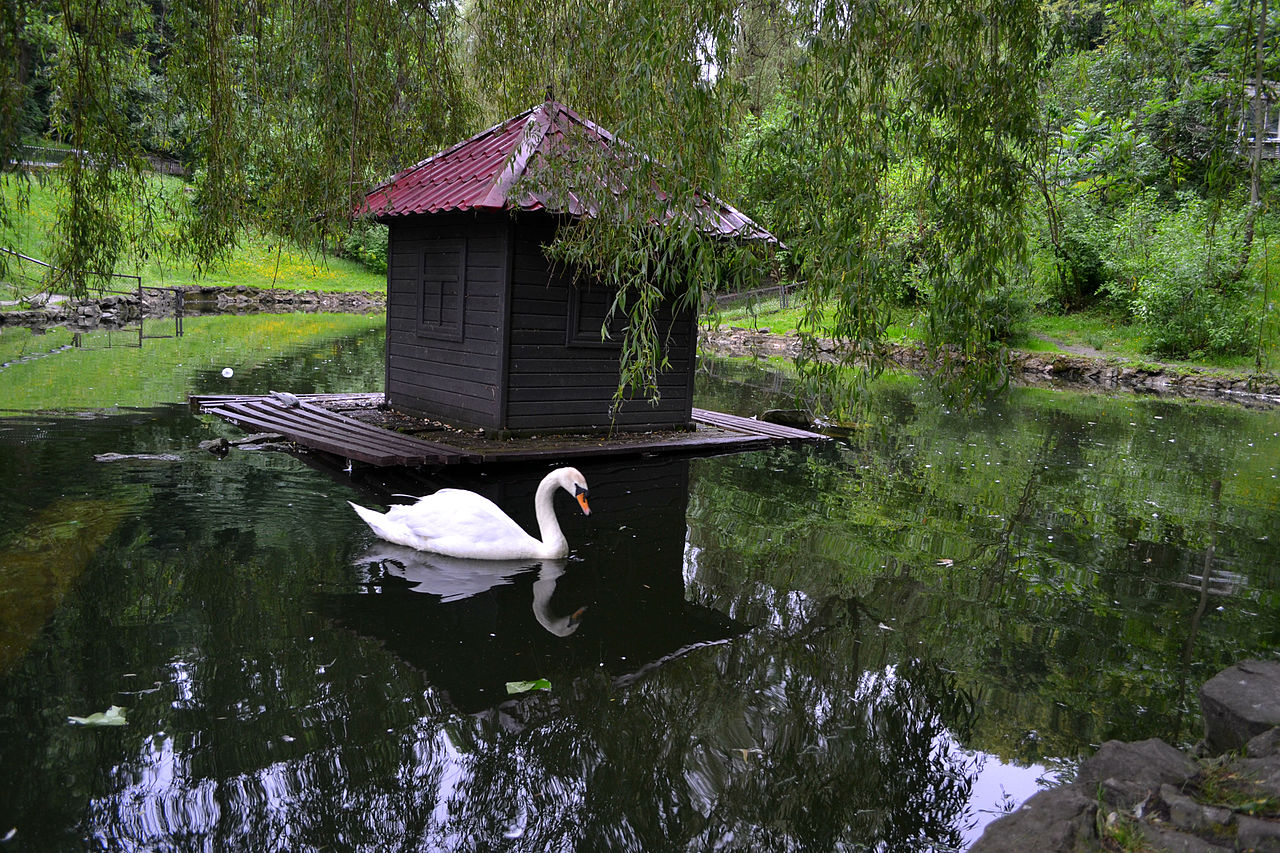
[360,100,774,435]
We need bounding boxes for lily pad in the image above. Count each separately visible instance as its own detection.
[505,679,552,695]
[68,705,128,726]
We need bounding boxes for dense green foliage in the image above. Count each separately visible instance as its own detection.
[3,0,472,294]
[3,0,1278,389]
[1023,0,1278,360]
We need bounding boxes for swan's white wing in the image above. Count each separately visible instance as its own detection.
[384,489,538,558]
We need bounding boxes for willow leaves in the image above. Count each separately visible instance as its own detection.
[9,0,1041,403]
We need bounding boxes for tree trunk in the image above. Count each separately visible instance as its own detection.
[1242,0,1268,269]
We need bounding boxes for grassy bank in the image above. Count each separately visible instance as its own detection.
[1,173,385,300]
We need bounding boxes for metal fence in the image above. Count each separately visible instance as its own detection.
[0,247,183,341]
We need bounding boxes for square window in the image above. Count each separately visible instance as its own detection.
[566,280,625,348]
[418,239,466,340]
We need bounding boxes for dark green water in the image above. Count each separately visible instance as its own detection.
[1,316,1277,851]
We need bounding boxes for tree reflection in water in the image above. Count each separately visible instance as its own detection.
[6,350,1276,851]
[62,458,981,851]
[76,645,978,850]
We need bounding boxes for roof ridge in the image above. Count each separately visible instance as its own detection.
[364,105,539,201]
[358,100,776,242]
[476,102,556,209]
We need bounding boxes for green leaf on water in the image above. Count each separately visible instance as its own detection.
[505,679,551,695]
[68,705,128,726]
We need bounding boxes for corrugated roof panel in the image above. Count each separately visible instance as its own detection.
[359,101,775,242]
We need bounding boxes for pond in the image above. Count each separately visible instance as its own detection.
[1,314,1278,851]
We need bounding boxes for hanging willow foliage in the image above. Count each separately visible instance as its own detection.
[13,0,1039,405]
[467,0,779,405]
[0,0,30,240]
[468,0,1040,405]
[24,0,473,296]
[768,0,1041,404]
[38,0,162,294]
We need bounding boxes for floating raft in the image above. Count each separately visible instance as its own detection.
[190,392,828,467]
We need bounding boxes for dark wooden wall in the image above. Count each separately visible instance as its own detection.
[505,216,696,432]
[383,211,697,434]
[385,213,511,430]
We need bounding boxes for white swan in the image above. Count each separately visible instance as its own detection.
[348,467,591,559]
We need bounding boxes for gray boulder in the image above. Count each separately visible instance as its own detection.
[1200,660,1280,754]
[1074,738,1198,808]
[1235,814,1280,852]
[968,787,1098,853]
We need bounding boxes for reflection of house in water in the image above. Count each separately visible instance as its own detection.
[327,458,745,714]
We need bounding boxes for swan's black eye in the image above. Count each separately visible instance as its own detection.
[574,484,588,497]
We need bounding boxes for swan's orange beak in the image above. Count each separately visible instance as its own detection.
[576,492,591,515]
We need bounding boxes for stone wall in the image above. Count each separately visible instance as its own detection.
[971,660,1280,852]
[698,328,1280,409]
[0,285,385,331]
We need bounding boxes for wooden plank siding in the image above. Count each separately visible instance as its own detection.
[503,216,697,432]
[383,211,698,434]
[385,214,512,430]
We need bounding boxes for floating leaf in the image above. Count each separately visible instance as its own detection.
[505,679,552,695]
[68,705,128,727]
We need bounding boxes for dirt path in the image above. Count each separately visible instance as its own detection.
[1031,334,1106,359]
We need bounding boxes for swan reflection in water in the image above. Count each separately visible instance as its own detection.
[355,544,586,637]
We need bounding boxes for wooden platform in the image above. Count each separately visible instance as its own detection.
[190,392,828,467]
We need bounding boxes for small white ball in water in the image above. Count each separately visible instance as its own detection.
[221,367,234,378]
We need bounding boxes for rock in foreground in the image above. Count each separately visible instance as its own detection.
[971,660,1280,852]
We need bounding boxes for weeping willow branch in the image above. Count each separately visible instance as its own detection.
[25,0,1038,408]
[34,0,474,290]
[769,0,1040,404]
[476,0,1039,409]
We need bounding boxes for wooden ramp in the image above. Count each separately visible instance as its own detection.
[193,393,475,466]
[191,393,828,467]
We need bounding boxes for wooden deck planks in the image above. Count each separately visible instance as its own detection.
[691,408,824,440]
[191,393,827,468]
[195,394,473,466]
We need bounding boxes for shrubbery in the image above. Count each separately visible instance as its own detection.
[1103,192,1253,359]
[340,220,389,275]
[1031,189,1257,360]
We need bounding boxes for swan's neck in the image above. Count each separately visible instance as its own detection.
[532,475,568,558]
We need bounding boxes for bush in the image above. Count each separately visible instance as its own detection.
[1030,199,1111,313]
[1104,191,1254,359]
[340,219,389,275]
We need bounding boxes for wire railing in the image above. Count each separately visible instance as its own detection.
[0,247,183,341]
[1,246,141,300]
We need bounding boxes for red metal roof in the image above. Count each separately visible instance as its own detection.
[360,101,774,242]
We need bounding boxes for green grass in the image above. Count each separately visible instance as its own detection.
[1190,765,1280,818]
[712,295,814,333]
[1019,308,1142,358]
[713,295,1280,377]
[713,296,928,345]
[0,312,384,411]
[1,172,385,296]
